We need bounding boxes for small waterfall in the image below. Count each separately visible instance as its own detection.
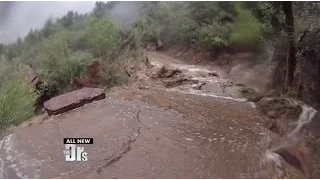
[263,104,317,178]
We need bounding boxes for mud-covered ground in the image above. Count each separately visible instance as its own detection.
[0,52,314,178]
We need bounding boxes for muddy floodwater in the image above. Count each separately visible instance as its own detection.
[0,52,309,178]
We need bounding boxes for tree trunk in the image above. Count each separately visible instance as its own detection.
[282,1,296,88]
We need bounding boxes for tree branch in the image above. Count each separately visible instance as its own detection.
[272,23,285,34]
[297,27,310,50]
[260,2,275,11]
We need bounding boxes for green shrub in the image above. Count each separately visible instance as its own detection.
[0,61,37,130]
[230,3,265,49]
[36,32,94,94]
[0,60,15,89]
[99,64,128,88]
[192,23,231,48]
[69,51,95,78]
[85,17,120,60]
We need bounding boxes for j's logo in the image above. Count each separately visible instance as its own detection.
[63,144,88,162]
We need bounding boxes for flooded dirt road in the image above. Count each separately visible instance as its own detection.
[0,52,307,178]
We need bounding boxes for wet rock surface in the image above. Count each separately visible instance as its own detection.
[151,65,182,79]
[43,88,106,115]
[256,97,303,135]
[73,60,103,89]
[240,87,264,103]
[143,52,320,178]
[0,93,269,179]
[257,97,302,120]
[255,96,320,178]
[307,113,320,138]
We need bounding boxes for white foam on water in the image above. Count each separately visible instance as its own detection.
[0,140,4,179]
[263,150,285,178]
[264,151,281,164]
[263,103,318,178]
[0,134,39,179]
[166,88,256,108]
[150,57,259,107]
[0,134,14,179]
[0,158,3,179]
[288,104,317,142]
[248,102,256,108]
[189,77,220,82]
[149,60,164,67]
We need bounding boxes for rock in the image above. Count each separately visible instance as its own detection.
[198,72,208,77]
[275,147,309,177]
[240,87,264,102]
[138,86,150,90]
[267,119,283,135]
[126,65,136,77]
[144,86,150,90]
[18,63,41,85]
[306,111,320,138]
[72,60,103,89]
[151,65,182,79]
[155,40,164,51]
[73,77,94,89]
[163,78,188,88]
[208,72,219,77]
[248,94,264,102]
[164,68,182,78]
[163,106,171,110]
[20,113,49,127]
[87,60,102,84]
[192,82,206,90]
[158,66,169,77]
[257,97,303,136]
[163,78,198,88]
[241,89,250,94]
[232,82,246,87]
[257,97,302,120]
[30,76,41,86]
[267,110,277,118]
[240,87,257,95]
[266,89,281,97]
[174,52,182,58]
[44,87,106,115]
[145,57,151,67]
[201,83,223,92]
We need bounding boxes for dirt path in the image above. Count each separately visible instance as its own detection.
[0,52,306,178]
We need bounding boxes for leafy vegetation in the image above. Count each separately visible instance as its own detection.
[133,2,275,50]
[0,60,37,130]
[230,3,266,48]
[85,17,120,59]
[36,32,94,94]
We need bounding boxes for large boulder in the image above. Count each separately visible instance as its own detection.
[17,63,46,112]
[257,97,302,135]
[151,65,182,79]
[43,87,105,115]
[73,60,103,89]
[155,40,164,51]
[240,87,264,102]
[17,63,42,87]
[87,60,102,84]
[162,78,198,88]
[257,97,302,120]
[275,147,309,177]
